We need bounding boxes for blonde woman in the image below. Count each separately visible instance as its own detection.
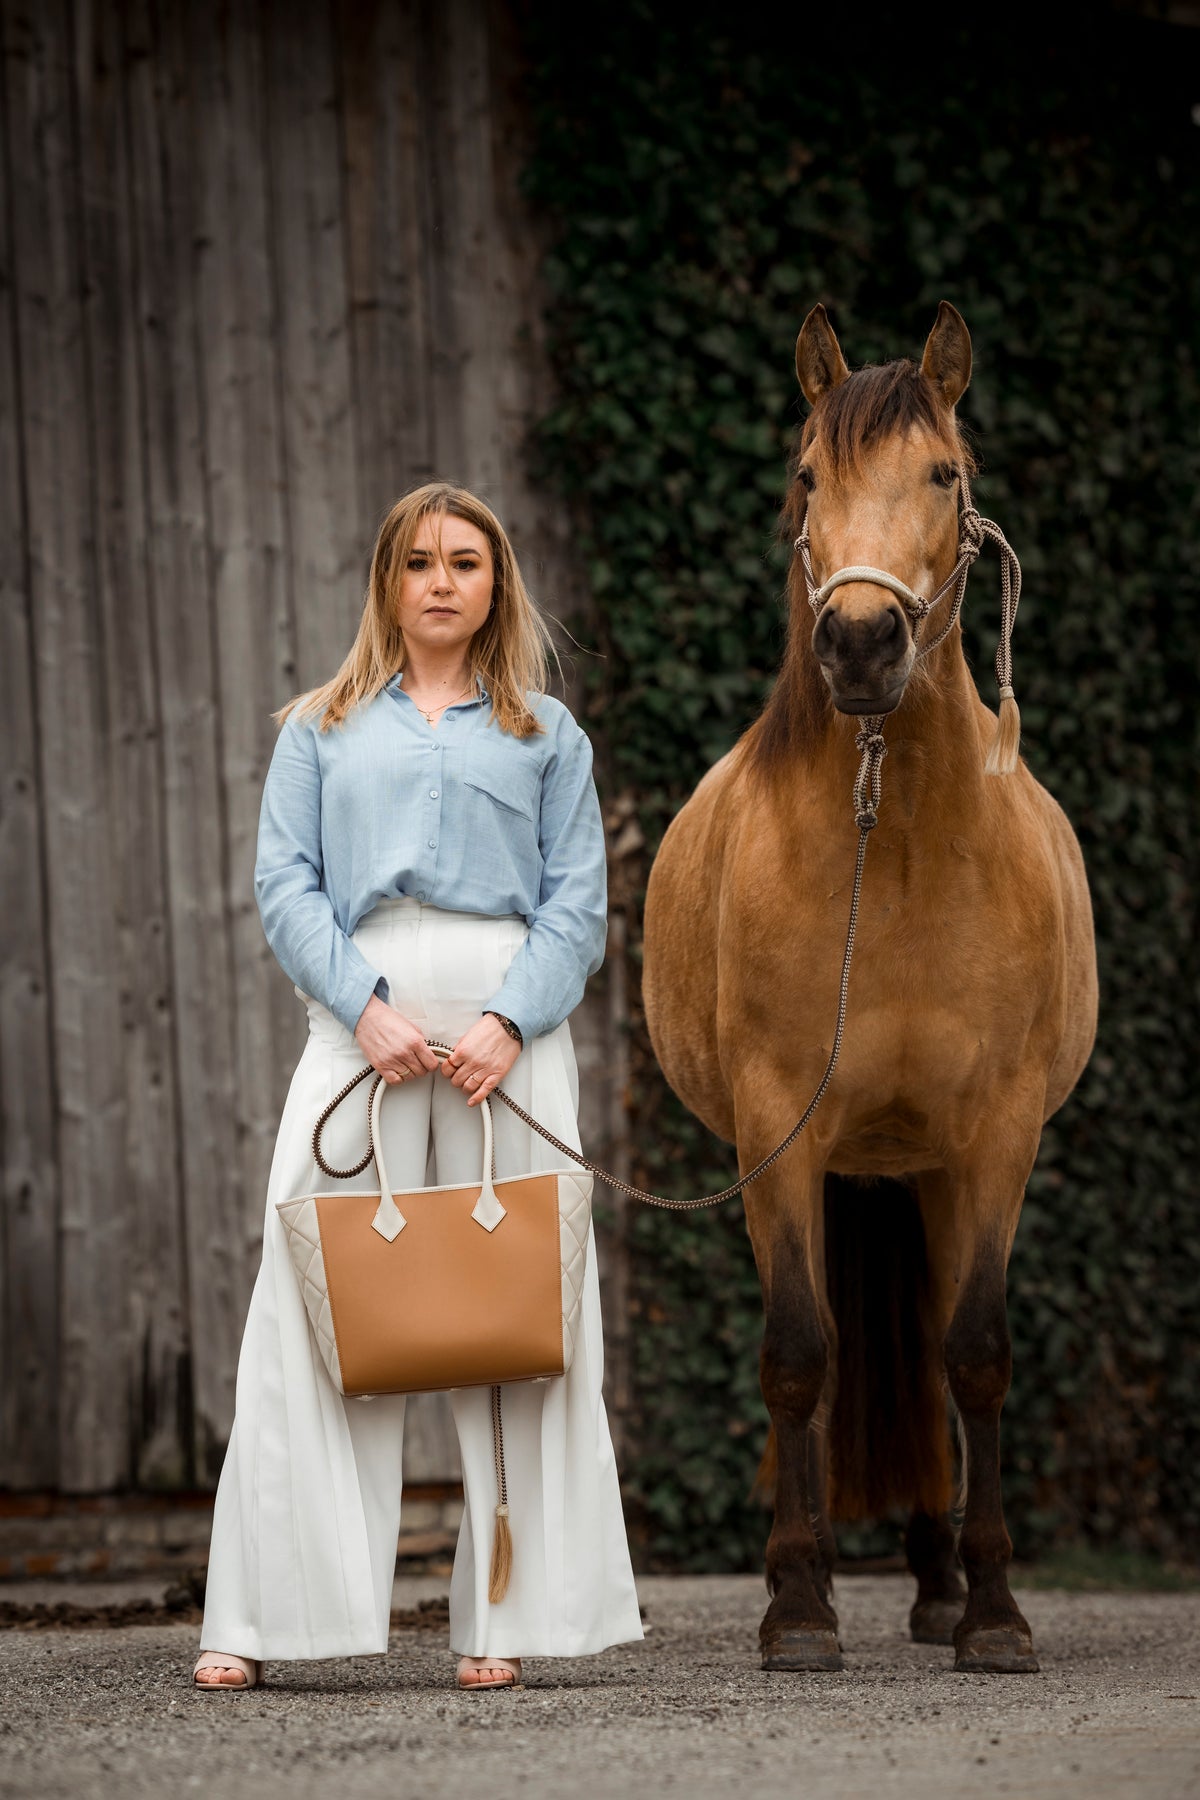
[193,483,643,1693]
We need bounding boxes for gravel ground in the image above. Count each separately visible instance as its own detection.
[1,1573,1198,1800]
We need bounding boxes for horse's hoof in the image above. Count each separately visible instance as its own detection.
[910,1598,964,1645]
[953,1626,1039,1674]
[761,1628,844,1672]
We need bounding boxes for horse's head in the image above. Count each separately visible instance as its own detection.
[790,302,974,716]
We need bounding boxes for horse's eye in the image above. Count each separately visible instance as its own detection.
[931,463,957,489]
[798,465,816,493]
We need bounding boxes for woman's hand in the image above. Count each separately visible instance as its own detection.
[353,994,440,1085]
[442,1014,522,1107]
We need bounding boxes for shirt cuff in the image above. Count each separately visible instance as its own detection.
[332,969,390,1037]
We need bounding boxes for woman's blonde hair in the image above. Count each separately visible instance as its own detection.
[275,482,556,736]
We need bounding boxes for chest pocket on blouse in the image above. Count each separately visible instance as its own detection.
[463,738,542,823]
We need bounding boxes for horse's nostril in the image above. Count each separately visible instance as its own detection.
[813,606,843,663]
[872,604,906,649]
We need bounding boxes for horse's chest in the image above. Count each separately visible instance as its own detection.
[734,874,1004,1024]
[726,840,1041,1130]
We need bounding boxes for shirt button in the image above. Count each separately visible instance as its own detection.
[428,839,437,849]
[429,789,439,799]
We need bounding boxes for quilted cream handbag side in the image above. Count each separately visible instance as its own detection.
[556,1166,592,1371]
[273,1195,346,1390]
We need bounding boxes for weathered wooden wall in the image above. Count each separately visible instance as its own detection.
[0,0,604,1495]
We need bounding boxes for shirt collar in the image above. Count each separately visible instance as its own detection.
[386,671,490,706]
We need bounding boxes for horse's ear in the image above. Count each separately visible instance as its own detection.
[796,304,850,405]
[920,301,972,408]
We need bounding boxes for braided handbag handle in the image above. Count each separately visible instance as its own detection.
[312,1042,457,1180]
[312,1065,380,1178]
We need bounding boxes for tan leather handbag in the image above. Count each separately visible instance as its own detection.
[274,1048,592,1600]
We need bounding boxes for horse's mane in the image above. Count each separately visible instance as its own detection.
[746,359,976,774]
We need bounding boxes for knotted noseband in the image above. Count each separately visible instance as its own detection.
[793,465,1023,828]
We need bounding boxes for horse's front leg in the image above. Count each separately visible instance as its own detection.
[746,1155,841,1671]
[942,1153,1039,1674]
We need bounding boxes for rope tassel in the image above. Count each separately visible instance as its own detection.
[975,485,1023,778]
[489,1504,513,1604]
[488,1384,513,1603]
[985,685,1022,776]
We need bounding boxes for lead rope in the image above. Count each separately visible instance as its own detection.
[488,469,1021,1201]
[307,826,868,1604]
[309,469,1022,1220]
[307,471,1023,1577]
[313,811,875,1215]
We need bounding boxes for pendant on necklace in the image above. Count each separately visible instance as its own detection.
[408,682,472,726]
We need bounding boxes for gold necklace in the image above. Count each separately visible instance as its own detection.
[402,679,474,724]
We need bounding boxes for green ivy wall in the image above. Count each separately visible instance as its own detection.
[521,2,1199,1567]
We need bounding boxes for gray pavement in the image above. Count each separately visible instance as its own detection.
[1,1573,1198,1800]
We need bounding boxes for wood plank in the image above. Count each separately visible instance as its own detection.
[122,0,246,1483]
[203,11,470,1506]
[482,0,590,619]
[69,0,192,1486]
[336,0,490,1481]
[335,0,607,1481]
[0,8,61,1490]
[335,0,434,516]
[480,1,623,1394]
[3,0,129,1490]
[261,0,363,704]
[181,1,297,1295]
[422,0,502,497]
[257,0,368,1283]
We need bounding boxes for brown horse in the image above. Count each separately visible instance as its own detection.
[642,303,1097,1674]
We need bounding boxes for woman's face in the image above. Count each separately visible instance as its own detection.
[397,512,494,659]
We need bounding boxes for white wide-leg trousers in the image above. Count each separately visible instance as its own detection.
[200,898,644,1662]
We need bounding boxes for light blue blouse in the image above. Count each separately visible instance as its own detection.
[254,676,607,1044]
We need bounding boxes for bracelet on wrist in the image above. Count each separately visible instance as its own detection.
[485,1010,523,1047]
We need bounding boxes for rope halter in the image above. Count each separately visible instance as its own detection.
[793,464,1023,827]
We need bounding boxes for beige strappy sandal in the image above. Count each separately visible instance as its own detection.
[193,1651,261,1690]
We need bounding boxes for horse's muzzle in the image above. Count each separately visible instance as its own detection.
[812,600,914,714]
